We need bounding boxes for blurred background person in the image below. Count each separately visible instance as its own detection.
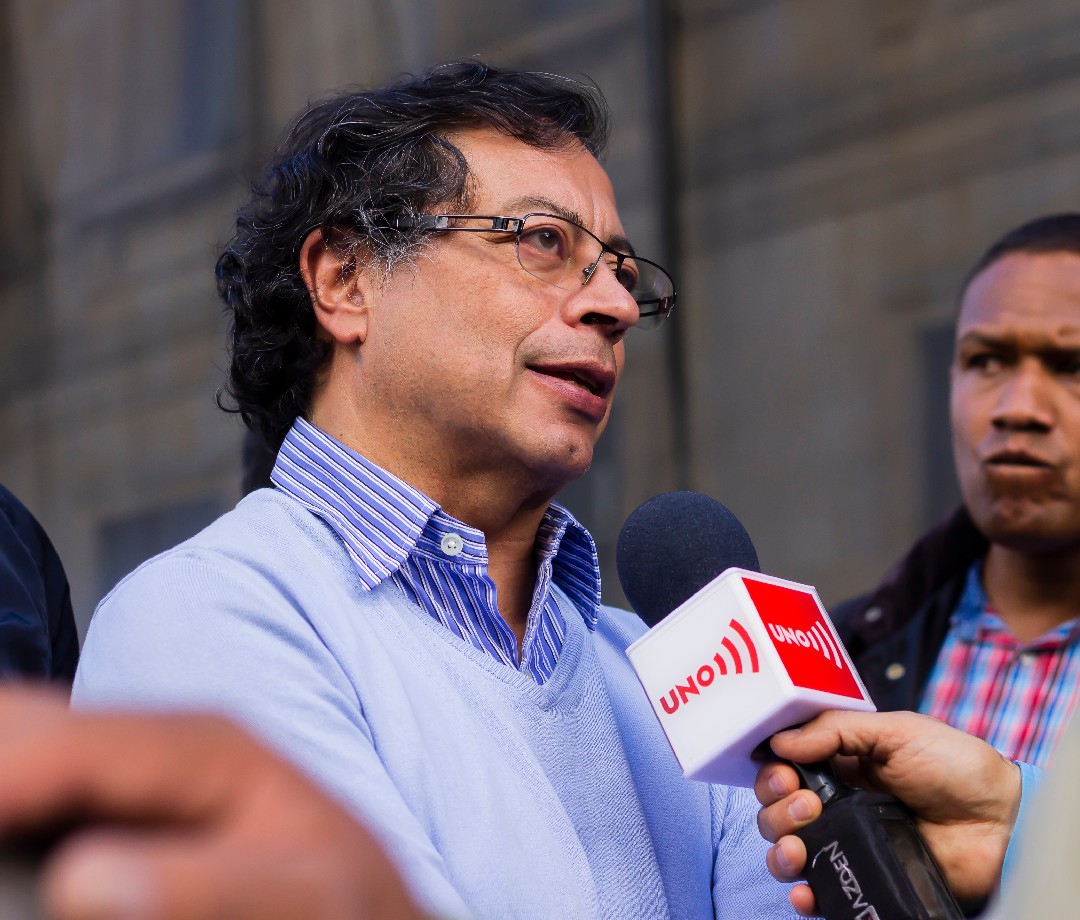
[0,484,78,683]
[833,215,1080,768]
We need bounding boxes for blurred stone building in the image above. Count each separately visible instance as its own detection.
[3,0,1080,634]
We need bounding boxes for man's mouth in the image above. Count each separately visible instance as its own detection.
[984,449,1054,470]
[530,363,615,397]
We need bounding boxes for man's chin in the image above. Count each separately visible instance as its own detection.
[538,445,594,487]
[977,501,1080,555]
[522,444,597,501]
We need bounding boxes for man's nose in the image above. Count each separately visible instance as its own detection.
[991,361,1055,431]
[563,257,640,336]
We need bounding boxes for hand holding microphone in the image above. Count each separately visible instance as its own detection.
[617,492,966,920]
[756,711,1021,917]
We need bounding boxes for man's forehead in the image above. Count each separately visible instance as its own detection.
[447,125,624,238]
[958,250,1080,336]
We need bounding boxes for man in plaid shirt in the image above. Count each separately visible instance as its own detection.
[833,213,1080,768]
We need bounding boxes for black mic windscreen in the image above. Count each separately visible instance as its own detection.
[616,491,760,627]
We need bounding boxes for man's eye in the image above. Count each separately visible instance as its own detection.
[967,353,1003,373]
[609,256,639,293]
[521,226,567,258]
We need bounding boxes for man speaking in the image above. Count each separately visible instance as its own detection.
[73,62,796,919]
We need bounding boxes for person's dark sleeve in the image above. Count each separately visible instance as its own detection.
[0,485,79,683]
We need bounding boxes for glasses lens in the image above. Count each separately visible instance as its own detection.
[516,215,576,285]
[516,214,675,329]
[622,257,675,330]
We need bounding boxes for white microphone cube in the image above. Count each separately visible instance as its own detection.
[626,568,875,787]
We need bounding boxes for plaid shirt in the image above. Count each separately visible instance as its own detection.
[919,564,1080,767]
[270,418,602,685]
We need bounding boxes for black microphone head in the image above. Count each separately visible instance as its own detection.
[616,491,759,627]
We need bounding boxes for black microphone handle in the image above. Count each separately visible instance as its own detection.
[786,759,965,920]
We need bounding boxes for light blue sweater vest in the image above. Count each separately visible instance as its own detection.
[74,489,795,919]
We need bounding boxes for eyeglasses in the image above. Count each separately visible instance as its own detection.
[387,212,676,330]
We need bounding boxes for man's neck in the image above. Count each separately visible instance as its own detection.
[983,543,1080,643]
[308,403,572,650]
[326,443,553,650]
[438,486,554,653]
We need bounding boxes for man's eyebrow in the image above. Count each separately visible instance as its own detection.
[955,331,1009,348]
[502,196,636,254]
[957,329,1080,353]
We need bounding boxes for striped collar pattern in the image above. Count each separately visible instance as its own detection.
[271,418,601,684]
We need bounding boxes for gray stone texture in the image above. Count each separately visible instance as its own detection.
[3,0,1079,634]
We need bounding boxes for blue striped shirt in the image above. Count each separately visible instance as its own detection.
[270,418,601,684]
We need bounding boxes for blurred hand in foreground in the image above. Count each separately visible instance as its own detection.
[0,687,425,920]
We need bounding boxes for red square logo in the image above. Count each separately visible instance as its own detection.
[742,577,865,700]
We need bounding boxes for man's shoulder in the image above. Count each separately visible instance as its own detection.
[831,506,987,636]
[100,488,344,605]
[594,603,649,649]
[79,488,372,689]
[0,485,53,566]
[0,485,78,681]
[0,483,73,603]
[0,484,31,531]
[206,487,335,549]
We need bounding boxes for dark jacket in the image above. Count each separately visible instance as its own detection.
[830,507,988,711]
[0,485,79,684]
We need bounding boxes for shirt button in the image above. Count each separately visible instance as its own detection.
[885,662,906,681]
[1019,652,1035,666]
[864,606,883,624]
[440,533,464,556]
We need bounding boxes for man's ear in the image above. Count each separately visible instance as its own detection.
[299,229,371,346]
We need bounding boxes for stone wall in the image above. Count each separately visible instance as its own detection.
[3,0,1080,632]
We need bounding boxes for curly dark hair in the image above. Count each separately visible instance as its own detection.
[216,60,611,451]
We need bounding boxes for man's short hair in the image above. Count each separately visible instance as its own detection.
[962,212,1080,297]
[216,60,610,450]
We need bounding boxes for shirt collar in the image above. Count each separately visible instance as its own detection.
[951,563,994,642]
[270,419,601,625]
[952,561,1080,647]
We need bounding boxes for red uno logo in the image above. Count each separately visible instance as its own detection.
[657,618,760,716]
[742,577,865,700]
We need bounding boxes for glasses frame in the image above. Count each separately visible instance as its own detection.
[387,211,676,329]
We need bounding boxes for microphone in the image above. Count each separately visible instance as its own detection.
[616,491,759,627]
[618,492,964,920]
[619,491,875,786]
